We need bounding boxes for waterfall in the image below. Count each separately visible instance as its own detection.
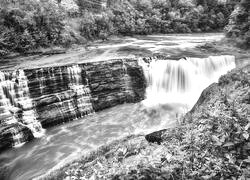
[0,70,45,144]
[140,55,236,109]
[67,65,94,117]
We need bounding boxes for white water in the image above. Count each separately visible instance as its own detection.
[0,70,45,141]
[140,55,236,109]
[67,65,94,117]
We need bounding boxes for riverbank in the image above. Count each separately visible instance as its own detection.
[2,33,249,71]
[37,63,250,180]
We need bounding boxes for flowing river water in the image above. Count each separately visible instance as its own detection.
[0,34,237,180]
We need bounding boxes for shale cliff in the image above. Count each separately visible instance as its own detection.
[0,59,146,151]
[41,64,250,180]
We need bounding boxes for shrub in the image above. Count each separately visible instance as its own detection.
[0,0,65,55]
[226,0,250,48]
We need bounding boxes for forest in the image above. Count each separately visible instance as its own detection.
[0,0,248,56]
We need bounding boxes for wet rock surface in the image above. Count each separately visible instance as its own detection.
[24,59,146,127]
[145,129,167,145]
[0,59,146,151]
[0,123,34,152]
[85,59,146,111]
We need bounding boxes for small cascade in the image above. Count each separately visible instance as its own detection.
[11,126,26,148]
[67,65,94,117]
[140,55,236,109]
[0,70,45,143]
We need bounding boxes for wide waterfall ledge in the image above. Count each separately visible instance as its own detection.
[139,55,236,109]
[0,56,235,150]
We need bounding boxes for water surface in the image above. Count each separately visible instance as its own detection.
[0,103,181,180]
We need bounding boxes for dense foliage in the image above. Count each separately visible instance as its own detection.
[0,0,237,56]
[0,0,68,56]
[226,0,250,48]
[77,0,234,37]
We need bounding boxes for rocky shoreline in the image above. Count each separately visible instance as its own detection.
[37,64,250,180]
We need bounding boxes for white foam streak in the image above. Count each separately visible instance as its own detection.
[0,70,45,140]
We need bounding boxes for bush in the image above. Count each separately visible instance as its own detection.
[0,0,65,55]
[226,0,250,48]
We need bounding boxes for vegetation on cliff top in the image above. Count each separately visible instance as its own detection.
[38,65,250,180]
[225,0,250,49]
[0,0,237,56]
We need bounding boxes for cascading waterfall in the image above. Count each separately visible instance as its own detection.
[67,65,94,117]
[0,70,45,146]
[140,55,236,109]
[31,64,94,125]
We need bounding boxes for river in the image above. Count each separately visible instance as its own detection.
[0,33,236,180]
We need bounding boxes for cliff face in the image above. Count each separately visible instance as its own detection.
[85,60,146,111]
[0,59,146,151]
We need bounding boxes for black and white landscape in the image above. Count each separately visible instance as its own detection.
[0,0,249,180]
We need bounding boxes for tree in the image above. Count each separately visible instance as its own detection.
[226,0,250,48]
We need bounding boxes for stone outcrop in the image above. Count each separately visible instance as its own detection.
[145,129,167,145]
[23,59,146,127]
[0,124,34,151]
[0,59,146,151]
[24,64,94,127]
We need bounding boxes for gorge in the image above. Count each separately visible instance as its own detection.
[0,54,237,180]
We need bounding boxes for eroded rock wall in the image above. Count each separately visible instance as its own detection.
[85,59,146,111]
[0,59,146,151]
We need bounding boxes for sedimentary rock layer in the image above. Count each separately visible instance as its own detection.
[0,59,146,151]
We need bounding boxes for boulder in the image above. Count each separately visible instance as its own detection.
[145,129,167,145]
[0,123,34,152]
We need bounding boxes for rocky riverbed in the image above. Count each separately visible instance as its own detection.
[38,64,250,180]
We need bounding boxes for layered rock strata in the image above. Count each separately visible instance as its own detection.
[0,59,146,151]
